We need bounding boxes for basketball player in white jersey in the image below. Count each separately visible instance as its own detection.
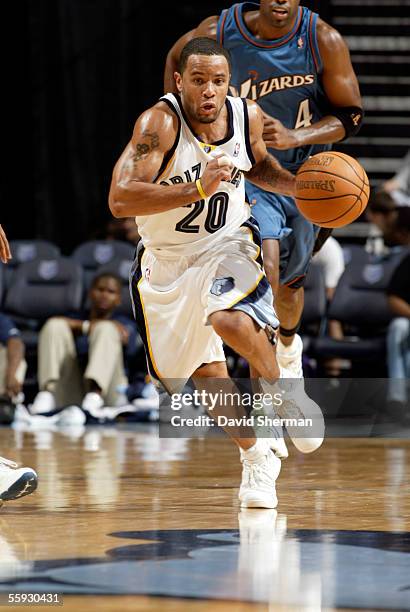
[0,224,38,504]
[109,38,323,509]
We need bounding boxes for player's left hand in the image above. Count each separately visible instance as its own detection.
[0,224,11,264]
[262,112,299,150]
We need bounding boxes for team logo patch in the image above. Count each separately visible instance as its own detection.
[94,244,114,264]
[363,264,383,285]
[199,142,217,154]
[16,244,37,262]
[210,276,235,296]
[38,260,58,280]
[351,113,361,126]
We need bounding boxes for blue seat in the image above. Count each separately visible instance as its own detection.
[71,240,135,290]
[312,247,409,375]
[5,240,61,289]
[3,256,84,401]
[4,257,83,335]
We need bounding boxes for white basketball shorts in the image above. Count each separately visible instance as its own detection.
[129,218,279,384]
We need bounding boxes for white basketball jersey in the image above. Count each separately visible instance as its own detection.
[135,93,255,256]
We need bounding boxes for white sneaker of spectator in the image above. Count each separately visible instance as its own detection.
[81,392,104,416]
[30,390,56,415]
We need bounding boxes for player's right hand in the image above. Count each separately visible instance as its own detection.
[200,153,233,197]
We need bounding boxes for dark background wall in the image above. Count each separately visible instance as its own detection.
[3,1,328,254]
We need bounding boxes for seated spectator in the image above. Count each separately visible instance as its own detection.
[382,148,410,208]
[31,272,137,414]
[385,215,410,422]
[0,313,26,405]
[90,217,140,246]
[312,236,345,376]
[366,190,399,245]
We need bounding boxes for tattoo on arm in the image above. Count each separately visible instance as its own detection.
[132,131,160,168]
[248,155,282,185]
[247,154,295,196]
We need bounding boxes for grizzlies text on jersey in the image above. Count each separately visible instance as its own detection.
[135,93,255,257]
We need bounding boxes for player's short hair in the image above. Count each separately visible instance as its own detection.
[179,37,232,74]
[91,272,122,292]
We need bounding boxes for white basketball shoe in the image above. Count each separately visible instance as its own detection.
[0,457,38,503]
[239,440,281,509]
[251,407,289,459]
[260,367,324,454]
[276,333,304,378]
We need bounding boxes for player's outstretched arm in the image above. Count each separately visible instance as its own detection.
[163,16,218,93]
[0,224,11,263]
[109,103,233,218]
[262,20,362,150]
[245,101,296,197]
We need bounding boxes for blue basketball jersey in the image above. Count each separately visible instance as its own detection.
[217,2,331,172]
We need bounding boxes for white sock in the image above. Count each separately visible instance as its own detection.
[277,337,297,354]
[279,366,292,379]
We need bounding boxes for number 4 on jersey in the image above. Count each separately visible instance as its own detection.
[294,99,313,129]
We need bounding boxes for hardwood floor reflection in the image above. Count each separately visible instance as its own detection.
[0,425,409,611]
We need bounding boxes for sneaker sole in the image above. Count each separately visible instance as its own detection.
[240,495,278,509]
[0,472,38,501]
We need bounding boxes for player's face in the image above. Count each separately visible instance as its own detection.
[260,0,300,29]
[175,55,230,124]
[89,277,121,313]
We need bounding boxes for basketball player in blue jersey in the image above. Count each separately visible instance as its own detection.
[164,0,363,376]
[109,38,324,509]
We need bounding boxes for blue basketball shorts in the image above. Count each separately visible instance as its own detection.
[246,180,320,289]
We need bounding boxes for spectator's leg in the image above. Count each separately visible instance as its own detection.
[84,321,126,404]
[0,348,26,398]
[0,346,7,396]
[386,317,410,404]
[38,318,83,406]
[15,360,27,392]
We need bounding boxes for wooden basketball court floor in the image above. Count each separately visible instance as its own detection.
[0,424,409,611]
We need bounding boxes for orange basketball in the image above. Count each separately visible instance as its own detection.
[295,152,370,228]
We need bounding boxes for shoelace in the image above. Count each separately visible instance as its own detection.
[0,456,18,470]
[242,458,272,489]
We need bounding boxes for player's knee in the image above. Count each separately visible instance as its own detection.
[278,284,302,309]
[210,310,246,341]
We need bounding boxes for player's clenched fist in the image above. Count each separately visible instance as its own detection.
[262,111,298,151]
[200,153,234,197]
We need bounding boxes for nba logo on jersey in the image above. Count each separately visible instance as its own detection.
[233,142,241,157]
[297,37,304,49]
